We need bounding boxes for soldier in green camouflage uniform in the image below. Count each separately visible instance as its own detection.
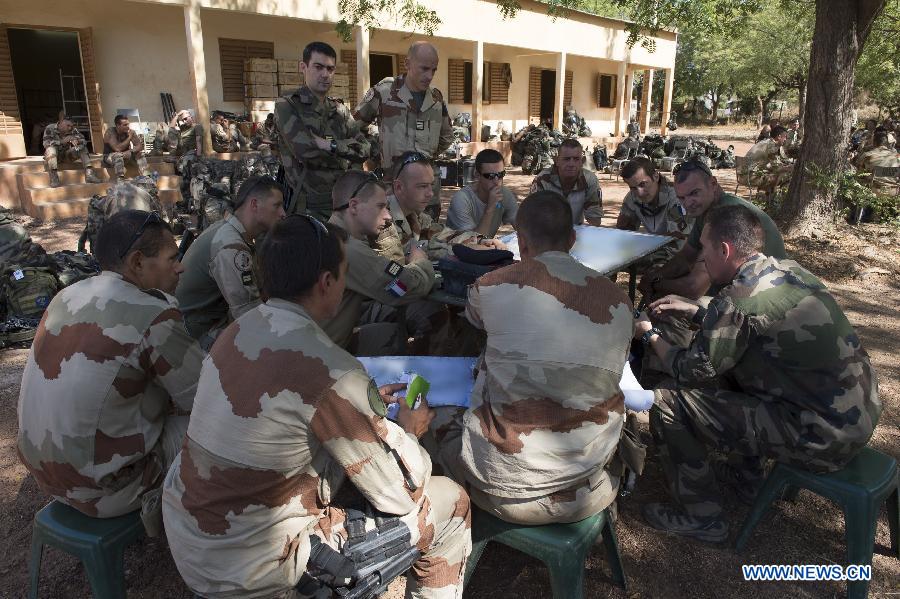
[530,138,603,226]
[17,210,204,521]
[42,117,101,188]
[276,42,371,220]
[433,191,631,525]
[634,204,881,542]
[176,176,285,350]
[167,110,204,157]
[162,216,471,598]
[252,112,278,153]
[353,42,454,221]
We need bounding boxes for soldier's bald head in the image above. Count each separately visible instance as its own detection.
[407,41,438,62]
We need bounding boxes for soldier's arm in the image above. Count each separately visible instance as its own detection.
[663,296,753,384]
[351,87,380,125]
[528,176,542,195]
[42,126,56,149]
[464,280,485,330]
[309,369,431,514]
[209,244,261,322]
[616,200,641,231]
[346,241,435,306]
[166,127,180,152]
[105,129,130,153]
[583,177,604,226]
[334,107,372,164]
[436,102,454,156]
[274,98,332,162]
[141,306,205,411]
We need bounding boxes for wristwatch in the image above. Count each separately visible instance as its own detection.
[641,327,662,346]
[330,140,337,153]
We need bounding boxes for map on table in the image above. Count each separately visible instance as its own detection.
[360,356,655,418]
[499,225,673,275]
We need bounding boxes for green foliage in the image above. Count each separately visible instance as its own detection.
[335,0,441,42]
[805,164,900,224]
[856,0,900,114]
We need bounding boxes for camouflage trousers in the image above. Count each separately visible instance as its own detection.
[427,407,618,526]
[283,476,471,599]
[289,186,334,221]
[650,387,852,520]
[103,149,149,178]
[44,143,91,171]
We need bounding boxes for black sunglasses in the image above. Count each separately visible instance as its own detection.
[396,152,428,178]
[119,211,163,259]
[335,172,383,211]
[673,159,713,178]
[480,171,505,181]
[287,213,328,274]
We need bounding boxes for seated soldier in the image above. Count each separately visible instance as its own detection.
[530,138,603,226]
[325,171,435,351]
[431,191,631,525]
[373,151,504,263]
[634,204,881,541]
[176,176,285,349]
[251,112,278,152]
[103,114,149,181]
[210,113,249,153]
[446,149,518,237]
[42,117,101,188]
[162,216,471,598]
[17,210,203,524]
[167,109,204,157]
[744,125,794,194]
[617,157,693,267]
[855,129,900,192]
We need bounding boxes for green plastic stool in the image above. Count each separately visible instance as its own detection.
[464,506,626,598]
[735,446,899,599]
[29,501,145,599]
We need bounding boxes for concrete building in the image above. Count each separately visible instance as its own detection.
[0,0,677,214]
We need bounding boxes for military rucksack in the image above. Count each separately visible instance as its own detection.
[1,265,59,321]
[51,251,101,288]
[79,177,163,254]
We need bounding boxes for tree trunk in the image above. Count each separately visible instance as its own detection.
[797,77,807,134]
[710,89,720,124]
[780,0,885,236]
[756,96,765,127]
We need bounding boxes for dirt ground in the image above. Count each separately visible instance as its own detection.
[1,126,898,598]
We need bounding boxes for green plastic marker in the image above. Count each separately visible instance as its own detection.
[405,373,430,409]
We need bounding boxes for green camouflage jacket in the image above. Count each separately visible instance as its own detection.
[42,122,87,150]
[530,167,603,225]
[372,194,477,262]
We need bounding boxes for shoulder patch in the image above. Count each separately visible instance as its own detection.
[431,87,444,102]
[363,87,376,104]
[367,379,386,417]
[234,250,253,272]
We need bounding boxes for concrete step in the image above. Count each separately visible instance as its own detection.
[20,170,181,190]
[21,185,182,220]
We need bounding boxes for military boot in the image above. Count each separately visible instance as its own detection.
[48,169,61,188]
[85,169,102,184]
[136,156,150,177]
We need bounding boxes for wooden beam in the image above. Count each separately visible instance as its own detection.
[183,0,212,155]
[472,40,483,144]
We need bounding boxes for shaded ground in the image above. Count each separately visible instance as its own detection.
[1,136,898,598]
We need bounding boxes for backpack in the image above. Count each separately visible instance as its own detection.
[1,265,60,320]
[50,251,101,288]
[79,177,162,254]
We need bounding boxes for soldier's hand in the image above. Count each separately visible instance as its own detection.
[649,295,699,320]
[312,134,331,151]
[396,396,434,439]
[479,238,507,251]
[407,243,428,263]
[633,312,653,339]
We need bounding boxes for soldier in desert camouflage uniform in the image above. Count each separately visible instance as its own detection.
[530,138,603,226]
[162,215,471,598]
[634,204,881,542]
[17,210,203,522]
[325,170,435,350]
[42,117,101,188]
[176,176,285,350]
[432,191,631,524]
[276,41,371,220]
[353,41,454,221]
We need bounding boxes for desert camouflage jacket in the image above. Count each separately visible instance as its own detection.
[665,254,882,465]
[460,251,631,499]
[161,299,433,596]
[17,272,203,517]
[530,167,603,225]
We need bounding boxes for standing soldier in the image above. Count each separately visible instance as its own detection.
[354,41,454,221]
[275,41,371,220]
[43,117,101,188]
[103,114,149,181]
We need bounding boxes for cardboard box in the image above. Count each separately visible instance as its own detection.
[278,71,301,85]
[278,84,300,96]
[245,84,277,98]
[244,58,277,73]
[243,71,276,85]
[277,59,300,73]
[332,74,350,87]
[334,63,350,75]
[245,99,276,112]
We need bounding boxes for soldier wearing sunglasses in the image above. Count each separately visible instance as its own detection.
[447,149,519,237]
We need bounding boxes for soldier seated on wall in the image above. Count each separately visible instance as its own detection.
[634,204,881,543]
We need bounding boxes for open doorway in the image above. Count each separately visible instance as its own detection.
[369,53,395,86]
[7,28,89,155]
[539,69,556,124]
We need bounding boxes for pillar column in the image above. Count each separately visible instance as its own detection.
[183,0,212,155]
[639,69,653,135]
[472,40,484,143]
[355,25,370,101]
[553,51,566,131]
[614,61,627,136]
[661,67,674,135]
[623,70,635,132]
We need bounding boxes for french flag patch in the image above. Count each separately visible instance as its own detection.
[386,278,408,297]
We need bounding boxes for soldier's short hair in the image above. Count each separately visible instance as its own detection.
[474,149,504,172]
[771,125,788,139]
[705,204,764,259]
[332,170,385,210]
[258,216,348,300]
[559,138,583,153]
[302,42,337,64]
[621,156,658,181]
[394,151,432,180]
[874,129,889,147]
[114,114,129,126]
[95,209,173,271]
[515,190,573,251]
[233,175,283,210]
